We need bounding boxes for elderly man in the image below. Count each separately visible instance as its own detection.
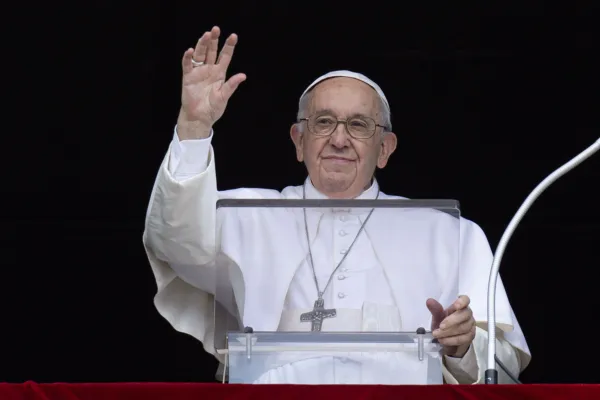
[143,26,530,384]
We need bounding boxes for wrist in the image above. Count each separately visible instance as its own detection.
[177,111,212,140]
[447,343,470,358]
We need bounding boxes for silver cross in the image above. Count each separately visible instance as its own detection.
[300,298,337,332]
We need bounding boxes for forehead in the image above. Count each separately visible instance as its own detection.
[308,77,380,115]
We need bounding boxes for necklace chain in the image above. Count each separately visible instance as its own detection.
[302,183,379,301]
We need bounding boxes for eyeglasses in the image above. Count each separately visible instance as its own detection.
[298,114,387,139]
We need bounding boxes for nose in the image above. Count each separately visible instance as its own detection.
[329,123,350,148]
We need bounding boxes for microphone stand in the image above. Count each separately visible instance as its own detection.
[485,138,600,384]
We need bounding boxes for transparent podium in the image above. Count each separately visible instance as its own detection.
[213,198,461,385]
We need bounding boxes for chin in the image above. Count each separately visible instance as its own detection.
[320,173,356,194]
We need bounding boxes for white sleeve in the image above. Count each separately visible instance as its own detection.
[442,327,522,384]
[168,126,214,181]
[444,344,478,383]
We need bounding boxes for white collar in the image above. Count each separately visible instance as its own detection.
[303,177,380,214]
[303,177,380,200]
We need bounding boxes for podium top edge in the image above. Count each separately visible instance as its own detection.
[225,331,437,342]
[216,199,460,209]
[227,331,434,335]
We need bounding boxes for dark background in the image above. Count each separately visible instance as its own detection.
[2,1,599,384]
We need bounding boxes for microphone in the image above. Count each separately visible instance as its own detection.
[485,137,600,384]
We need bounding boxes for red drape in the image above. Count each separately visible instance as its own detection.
[1,382,600,400]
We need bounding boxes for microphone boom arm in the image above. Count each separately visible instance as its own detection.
[486,138,600,384]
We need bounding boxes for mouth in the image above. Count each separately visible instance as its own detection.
[322,156,355,163]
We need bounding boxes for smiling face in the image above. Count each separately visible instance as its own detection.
[290,77,397,199]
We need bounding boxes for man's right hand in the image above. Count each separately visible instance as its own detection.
[177,26,246,140]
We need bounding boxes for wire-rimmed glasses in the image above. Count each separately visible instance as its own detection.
[298,114,387,139]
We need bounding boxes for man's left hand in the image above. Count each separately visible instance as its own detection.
[427,295,476,358]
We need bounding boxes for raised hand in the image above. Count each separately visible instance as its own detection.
[427,295,476,358]
[177,26,247,140]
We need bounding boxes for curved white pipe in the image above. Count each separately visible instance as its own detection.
[486,137,600,383]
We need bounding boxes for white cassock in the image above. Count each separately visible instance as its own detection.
[143,129,531,385]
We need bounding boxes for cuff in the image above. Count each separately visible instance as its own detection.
[168,126,214,179]
[444,345,478,384]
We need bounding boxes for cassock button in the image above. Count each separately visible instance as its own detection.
[338,292,346,299]
[339,230,348,236]
[337,275,346,280]
[340,249,348,254]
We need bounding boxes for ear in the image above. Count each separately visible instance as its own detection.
[290,123,304,162]
[377,132,397,169]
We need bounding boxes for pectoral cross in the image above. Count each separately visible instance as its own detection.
[300,298,336,332]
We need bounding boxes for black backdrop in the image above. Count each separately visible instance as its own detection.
[3,1,599,384]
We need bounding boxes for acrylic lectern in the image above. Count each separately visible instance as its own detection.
[212,198,460,385]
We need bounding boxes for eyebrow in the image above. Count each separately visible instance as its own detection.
[314,109,371,119]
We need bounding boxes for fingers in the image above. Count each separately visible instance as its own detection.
[217,33,238,68]
[434,314,474,338]
[426,298,446,330]
[188,28,238,71]
[193,31,210,64]
[182,48,195,74]
[435,326,476,347]
[220,73,247,101]
[430,295,475,352]
[446,295,470,314]
[206,26,221,64]
[439,306,472,331]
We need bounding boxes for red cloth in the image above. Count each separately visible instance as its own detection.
[1,382,599,400]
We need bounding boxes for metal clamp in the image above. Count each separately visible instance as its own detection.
[244,326,254,360]
[416,327,426,361]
